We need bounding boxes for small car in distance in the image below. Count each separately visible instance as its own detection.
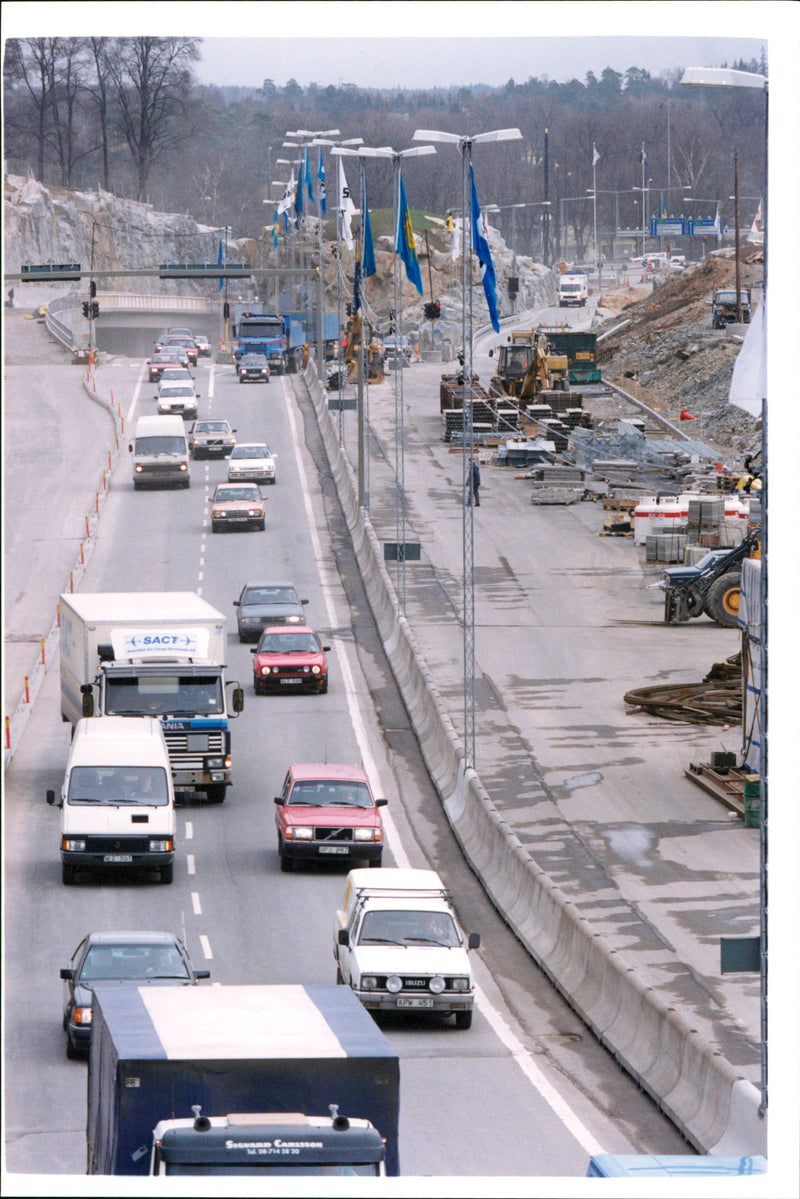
[209,482,266,532]
[188,419,237,459]
[227,442,276,484]
[274,763,386,872]
[234,581,309,641]
[251,625,329,694]
[148,349,190,382]
[159,367,194,385]
[162,336,199,366]
[193,334,211,357]
[237,353,270,383]
[60,930,209,1058]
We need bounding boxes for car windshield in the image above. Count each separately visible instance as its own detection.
[231,446,269,459]
[67,766,170,806]
[358,910,460,947]
[79,943,190,981]
[242,356,268,365]
[160,387,194,398]
[135,436,186,454]
[243,588,296,605]
[258,633,319,654]
[104,674,224,716]
[216,487,260,502]
[288,780,372,808]
[197,423,229,433]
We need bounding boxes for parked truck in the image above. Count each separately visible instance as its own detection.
[536,327,601,384]
[87,984,400,1175]
[59,592,244,803]
[333,868,481,1029]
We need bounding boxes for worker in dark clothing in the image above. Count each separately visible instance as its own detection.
[467,456,481,506]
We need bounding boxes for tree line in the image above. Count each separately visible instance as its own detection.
[3,37,766,263]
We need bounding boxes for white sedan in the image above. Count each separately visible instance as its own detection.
[227,442,276,484]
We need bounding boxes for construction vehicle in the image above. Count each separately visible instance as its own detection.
[711,288,752,329]
[343,314,385,383]
[659,528,760,627]
[489,330,569,402]
[536,328,601,384]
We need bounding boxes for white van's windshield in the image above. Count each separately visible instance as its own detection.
[135,436,186,455]
[67,765,170,805]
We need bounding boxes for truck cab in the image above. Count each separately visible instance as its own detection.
[333,868,480,1029]
[557,273,588,307]
[711,288,751,328]
[151,1108,386,1176]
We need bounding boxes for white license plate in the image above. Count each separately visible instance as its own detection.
[397,996,434,1009]
[279,678,302,685]
[104,854,133,863]
[318,845,349,855]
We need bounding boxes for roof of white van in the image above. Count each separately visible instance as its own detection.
[69,717,169,764]
[346,868,445,892]
[134,414,187,434]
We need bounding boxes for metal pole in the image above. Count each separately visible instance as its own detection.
[543,127,550,264]
[357,159,367,511]
[734,149,742,323]
[316,151,325,384]
[393,161,407,612]
[461,144,476,771]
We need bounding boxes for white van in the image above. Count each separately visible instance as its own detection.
[130,414,191,489]
[558,273,588,307]
[47,716,176,885]
[155,380,199,419]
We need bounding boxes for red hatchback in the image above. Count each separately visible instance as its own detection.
[274,763,387,872]
[251,625,330,694]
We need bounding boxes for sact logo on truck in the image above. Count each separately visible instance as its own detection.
[111,628,210,659]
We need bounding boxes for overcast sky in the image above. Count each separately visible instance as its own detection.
[2,2,781,92]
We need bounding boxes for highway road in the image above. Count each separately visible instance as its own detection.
[2,307,694,1190]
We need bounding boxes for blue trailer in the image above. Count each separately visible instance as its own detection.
[88,984,400,1176]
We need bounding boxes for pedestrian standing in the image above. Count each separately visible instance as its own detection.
[467,456,481,507]
[6,287,14,308]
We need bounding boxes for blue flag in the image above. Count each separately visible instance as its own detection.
[470,164,499,333]
[304,147,314,203]
[317,148,326,216]
[396,173,422,295]
[294,167,304,226]
[272,209,278,249]
[363,183,376,278]
[217,237,224,292]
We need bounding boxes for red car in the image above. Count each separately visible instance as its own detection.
[273,763,387,872]
[148,349,189,381]
[251,625,330,694]
[161,336,199,367]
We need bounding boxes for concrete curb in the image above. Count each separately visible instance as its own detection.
[299,362,766,1157]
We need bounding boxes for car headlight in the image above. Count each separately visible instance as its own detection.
[451,977,470,992]
[149,839,173,853]
[354,828,378,842]
[214,508,227,517]
[311,665,321,675]
[287,826,313,840]
[73,1006,92,1025]
[386,975,403,994]
[62,838,86,852]
[429,976,446,995]
[247,508,262,517]
[361,976,378,991]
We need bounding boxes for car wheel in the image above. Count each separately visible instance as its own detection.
[278,839,293,872]
[205,785,226,804]
[62,863,75,886]
[66,1035,82,1060]
[254,680,265,696]
[211,522,220,533]
[320,677,329,694]
[160,863,174,884]
[454,1010,473,1030]
[183,478,190,489]
[258,519,266,531]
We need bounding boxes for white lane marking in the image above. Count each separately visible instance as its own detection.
[127,365,146,424]
[185,822,193,840]
[199,934,213,960]
[186,854,196,875]
[207,361,215,401]
[191,892,202,915]
[286,376,604,1153]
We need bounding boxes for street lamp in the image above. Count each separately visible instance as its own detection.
[412,125,523,771]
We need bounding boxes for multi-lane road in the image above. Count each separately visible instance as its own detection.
[4,306,696,1188]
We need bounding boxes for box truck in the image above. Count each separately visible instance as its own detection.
[59,592,244,803]
[87,984,400,1175]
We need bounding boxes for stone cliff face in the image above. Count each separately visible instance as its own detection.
[4,173,556,329]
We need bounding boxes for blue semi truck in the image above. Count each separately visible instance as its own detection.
[233,308,340,374]
[87,983,400,1176]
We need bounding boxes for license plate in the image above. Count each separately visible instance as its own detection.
[279,678,302,685]
[397,996,434,1009]
[318,845,349,855]
[104,854,133,863]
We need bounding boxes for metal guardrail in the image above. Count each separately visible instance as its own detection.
[44,295,84,352]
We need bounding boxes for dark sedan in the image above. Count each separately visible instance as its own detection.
[233,581,309,642]
[237,353,270,383]
[60,931,209,1058]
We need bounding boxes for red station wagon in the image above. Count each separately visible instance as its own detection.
[274,763,387,872]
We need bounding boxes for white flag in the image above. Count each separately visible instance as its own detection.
[337,158,357,251]
[592,143,600,166]
[451,215,462,262]
[276,170,295,217]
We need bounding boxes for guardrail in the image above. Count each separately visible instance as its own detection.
[44,294,85,352]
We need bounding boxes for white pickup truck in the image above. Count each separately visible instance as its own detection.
[333,868,480,1030]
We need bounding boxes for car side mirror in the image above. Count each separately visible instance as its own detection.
[274,796,285,806]
[233,600,241,608]
[195,970,211,981]
[60,967,74,980]
[468,932,481,950]
[376,798,388,808]
[322,646,331,653]
[301,599,309,605]
[250,647,258,655]
[46,789,58,806]
[338,928,350,947]
[232,687,244,714]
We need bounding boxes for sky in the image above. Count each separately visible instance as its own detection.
[1,2,782,92]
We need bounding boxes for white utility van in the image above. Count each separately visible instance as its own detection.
[557,273,588,307]
[155,380,199,419]
[130,414,191,489]
[47,716,176,885]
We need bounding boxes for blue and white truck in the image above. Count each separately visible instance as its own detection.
[59,592,244,804]
[87,984,400,1176]
[233,307,340,374]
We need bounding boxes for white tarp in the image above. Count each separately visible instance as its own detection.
[728,298,766,417]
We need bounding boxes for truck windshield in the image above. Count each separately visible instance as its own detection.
[104,675,224,715]
[359,910,460,947]
[135,437,186,455]
[238,319,284,340]
[67,765,170,805]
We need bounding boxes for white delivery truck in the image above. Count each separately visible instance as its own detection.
[59,592,244,803]
[557,273,588,307]
[333,868,481,1029]
[130,414,191,488]
[46,716,176,885]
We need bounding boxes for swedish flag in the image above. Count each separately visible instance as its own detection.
[396,173,423,295]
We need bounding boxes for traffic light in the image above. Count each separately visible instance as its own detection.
[91,300,100,319]
[89,280,97,298]
[424,300,441,321]
[223,301,230,320]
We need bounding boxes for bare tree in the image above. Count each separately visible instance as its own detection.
[107,37,201,201]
